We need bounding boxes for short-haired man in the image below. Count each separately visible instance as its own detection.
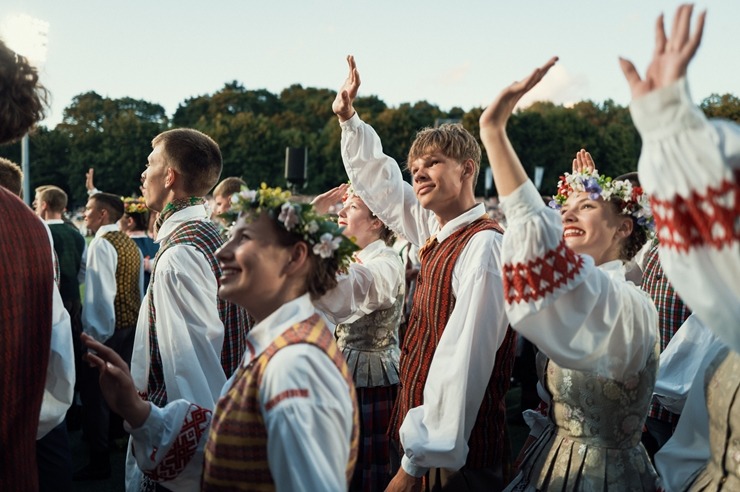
[0,157,22,196]
[75,192,143,480]
[334,56,516,491]
[126,128,249,491]
[34,185,86,364]
[212,176,246,237]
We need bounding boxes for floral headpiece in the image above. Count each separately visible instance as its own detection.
[549,169,654,234]
[341,181,356,203]
[123,196,148,215]
[227,183,358,270]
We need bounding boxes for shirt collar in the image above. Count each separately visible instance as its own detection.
[44,219,65,225]
[436,203,487,244]
[94,223,120,238]
[243,294,315,365]
[155,205,209,243]
[356,238,386,263]
[598,259,626,281]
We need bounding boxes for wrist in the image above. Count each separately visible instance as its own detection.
[125,398,152,429]
[336,108,355,123]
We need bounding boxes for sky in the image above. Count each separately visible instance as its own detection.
[1,0,738,129]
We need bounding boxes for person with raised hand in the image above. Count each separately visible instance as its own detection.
[479,58,660,491]
[335,55,517,491]
[620,5,740,490]
[313,183,404,491]
[81,184,360,491]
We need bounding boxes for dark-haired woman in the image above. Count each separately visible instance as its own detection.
[480,58,659,491]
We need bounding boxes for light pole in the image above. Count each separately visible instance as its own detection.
[1,13,49,204]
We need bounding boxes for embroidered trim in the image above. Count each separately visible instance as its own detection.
[650,178,739,252]
[145,404,211,481]
[502,241,584,304]
[264,388,309,411]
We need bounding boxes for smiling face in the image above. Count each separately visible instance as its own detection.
[337,195,380,249]
[215,213,298,321]
[560,191,632,265]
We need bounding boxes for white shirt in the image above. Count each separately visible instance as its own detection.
[315,239,404,325]
[37,221,75,439]
[126,205,230,491]
[340,113,509,477]
[82,223,143,343]
[127,295,354,492]
[630,77,740,354]
[499,181,658,381]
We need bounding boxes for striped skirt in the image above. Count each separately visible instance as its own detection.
[351,384,398,492]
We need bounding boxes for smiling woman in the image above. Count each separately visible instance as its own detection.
[480,58,660,491]
[80,184,363,491]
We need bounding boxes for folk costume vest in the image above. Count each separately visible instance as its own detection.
[146,216,248,408]
[0,189,53,491]
[390,217,517,469]
[202,314,359,490]
[102,230,142,330]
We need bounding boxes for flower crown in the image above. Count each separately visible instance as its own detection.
[227,183,358,270]
[549,169,654,234]
[123,196,148,215]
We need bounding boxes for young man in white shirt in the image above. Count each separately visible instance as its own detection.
[334,56,516,491]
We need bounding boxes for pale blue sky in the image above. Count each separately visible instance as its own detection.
[2,1,737,128]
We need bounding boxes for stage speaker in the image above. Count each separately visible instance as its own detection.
[285,147,308,189]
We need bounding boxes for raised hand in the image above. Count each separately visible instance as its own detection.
[572,149,596,174]
[311,183,350,215]
[81,333,151,428]
[85,167,95,192]
[479,56,558,134]
[479,57,558,198]
[332,55,361,122]
[619,4,706,99]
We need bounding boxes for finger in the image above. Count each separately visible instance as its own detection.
[669,4,691,52]
[618,57,643,89]
[352,68,361,91]
[572,158,580,173]
[81,333,127,368]
[522,56,558,93]
[83,351,107,371]
[683,9,706,61]
[654,13,667,56]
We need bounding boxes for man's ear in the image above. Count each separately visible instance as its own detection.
[165,167,176,189]
[462,159,475,178]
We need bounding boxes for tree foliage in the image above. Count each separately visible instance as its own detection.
[1,84,737,208]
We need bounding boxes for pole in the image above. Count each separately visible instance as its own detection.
[22,134,30,204]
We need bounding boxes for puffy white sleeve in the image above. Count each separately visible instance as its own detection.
[653,314,723,414]
[262,345,355,492]
[631,77,740,354]
[315,248,404,324]
[81,238,118,343]
[499,180,658,381]
[340,113,437,247]
[127,399,213,491]
[37,283,75,439]
[149,245,227,405]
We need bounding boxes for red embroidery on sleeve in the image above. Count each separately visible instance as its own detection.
[265,388,310,411]
[502,241,584,304]
[145,404,212,481]
[650,178,739,252]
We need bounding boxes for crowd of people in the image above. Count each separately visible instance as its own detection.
[1,3,738,491]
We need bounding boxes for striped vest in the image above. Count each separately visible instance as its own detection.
[0,189,53,491]
[147,219,249,407]
[202,314,359,490]
[390,218,517,469]
[102,230,141,330]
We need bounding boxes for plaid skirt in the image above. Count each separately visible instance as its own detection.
[351,384,399,492]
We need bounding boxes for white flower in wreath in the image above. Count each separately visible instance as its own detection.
[234,188,257,204]
[313,232,342,258]
[306,220,319,234]
[278,202,300,230]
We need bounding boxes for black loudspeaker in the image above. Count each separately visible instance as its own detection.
[285,147,307,188]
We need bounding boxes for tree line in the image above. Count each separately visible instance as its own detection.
[2,80,738,208]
